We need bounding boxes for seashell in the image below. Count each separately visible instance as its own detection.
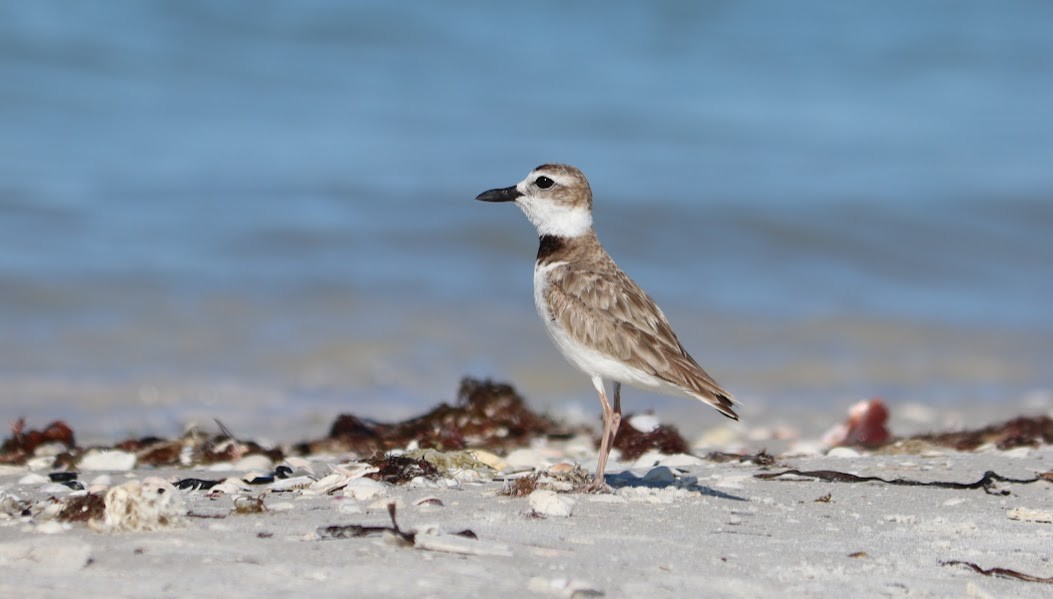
[209,478,251,495]
[528,490,575,518]
[331,462,379,480]
[627,413,661,433]
[282,457,315,476]
[267,476,315,492]
[342,477,386,500]
[414,496,444,507]
[466,449,508,471]
[505,448,549,471]
[19,473,49,486]
[101,477,186,532]
[234,454,273,472]
[308,473,350,494]
[26,456,56,471]
[89,474,113,487]
[548,463,575,475]
[79,450,137,472]
[826,447,862,458]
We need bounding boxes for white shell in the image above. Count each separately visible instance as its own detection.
[79,450,137,472]
[308,473,349,494]
[331,462,378,480]
[267,476,315,492]
[234,454,273,472]
[528,490,575,518]
[342,477,386,500]
[101,477,186,532]
[18,473,49,485]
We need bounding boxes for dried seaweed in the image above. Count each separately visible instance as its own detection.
[366,455,438,484]
[942,560,1053,584]
[233,496,266,515]
[909,416,1053,451]
[756,469,1048,495]
[500,474,541,497]
[0,419,76,464]
[314,378,563,455]
[612,417,690,461]
[117,424,284,467]
[57,493,106,523]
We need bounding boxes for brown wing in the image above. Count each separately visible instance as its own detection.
[546,263,738,420]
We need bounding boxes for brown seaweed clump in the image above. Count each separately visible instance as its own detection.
[114,428,284,467]
[611,416,690,461]
[0,419,76,465]
[319,378,561,455]
[911,416,1053,451]
[57,493,106,524]
[366,455,438,484]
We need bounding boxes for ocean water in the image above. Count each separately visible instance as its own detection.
[2,1,1051,440]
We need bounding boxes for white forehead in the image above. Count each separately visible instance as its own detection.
[527,166,577,184]
[515,166,587,195]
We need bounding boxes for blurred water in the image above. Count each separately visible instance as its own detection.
[1,1,1051,438]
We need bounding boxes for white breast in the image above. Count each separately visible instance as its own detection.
[533,261,676,393]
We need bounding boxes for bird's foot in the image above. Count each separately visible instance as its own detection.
[582,478,613,494]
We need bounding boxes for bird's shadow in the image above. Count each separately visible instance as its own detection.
[606,469,748,502]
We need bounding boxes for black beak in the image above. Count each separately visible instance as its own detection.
[475,185,522,203]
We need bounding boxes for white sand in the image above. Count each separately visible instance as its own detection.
[1,444,1051,598]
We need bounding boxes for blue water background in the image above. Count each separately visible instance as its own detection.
[1,1,1051,437]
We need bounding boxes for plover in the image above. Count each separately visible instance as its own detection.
[476,163,738,491]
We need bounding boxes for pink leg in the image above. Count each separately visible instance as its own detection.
[586,377,621,492]
[609,381,622,452]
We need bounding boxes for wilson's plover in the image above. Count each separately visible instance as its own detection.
[476,164,738,491]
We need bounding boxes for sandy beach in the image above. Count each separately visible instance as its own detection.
[4,3,1053,597]
[2,381,1051,598]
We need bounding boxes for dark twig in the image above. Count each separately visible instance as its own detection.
[942,560,1053,584]
[755,469,1047,495]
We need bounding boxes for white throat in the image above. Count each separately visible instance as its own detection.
[515,196,593,238]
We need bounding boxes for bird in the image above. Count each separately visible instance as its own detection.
[475,163,738,491]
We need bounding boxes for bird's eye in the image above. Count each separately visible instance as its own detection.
[535,176,554,189]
